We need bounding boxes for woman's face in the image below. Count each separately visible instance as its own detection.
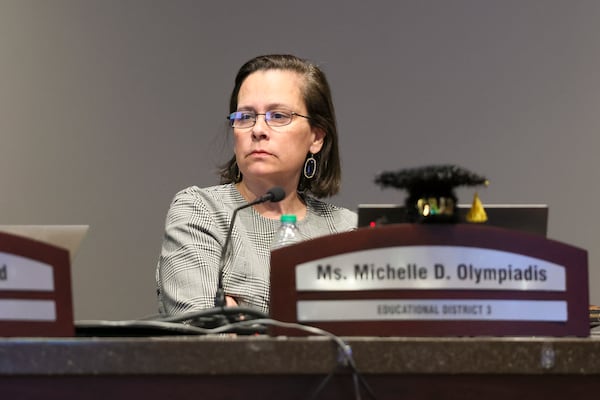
[233,69,324,186]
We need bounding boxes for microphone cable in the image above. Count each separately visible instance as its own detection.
[75,316,378,399]
[209,318,378,400]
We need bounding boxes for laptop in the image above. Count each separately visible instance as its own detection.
[0,225,89,261]
[357,204,549,236]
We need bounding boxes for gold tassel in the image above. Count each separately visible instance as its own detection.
[466,191,488,223]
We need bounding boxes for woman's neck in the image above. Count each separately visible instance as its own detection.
[235,181,307,220]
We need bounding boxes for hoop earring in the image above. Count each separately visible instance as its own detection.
[303,153,317,179]
[234,162,241,182]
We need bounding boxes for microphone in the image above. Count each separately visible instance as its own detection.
[214,186,285,307]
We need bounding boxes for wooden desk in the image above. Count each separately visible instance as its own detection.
[1,332,600,399]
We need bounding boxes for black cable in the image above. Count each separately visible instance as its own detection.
[75,316,378,399]
[76,319,216,334]
[156,306,269,323]
[306,368,336,400]
[352,372,362,400]
[209,319,378,400]
[142,306,270,333]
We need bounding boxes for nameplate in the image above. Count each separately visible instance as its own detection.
[297,299,567,322]
[296,246,565,292]
[0,252,54,291]
[269,224,590,337]
[0,232,74,336]
[0,299,56,321]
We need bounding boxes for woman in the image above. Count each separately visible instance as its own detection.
[156,54,356,316]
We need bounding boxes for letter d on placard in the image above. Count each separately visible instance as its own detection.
[0,264,7,280]
[434,264,445,279]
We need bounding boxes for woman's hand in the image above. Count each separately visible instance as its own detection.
[225,295,238,307]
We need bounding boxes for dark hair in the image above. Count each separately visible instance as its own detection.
[218,54,342,198]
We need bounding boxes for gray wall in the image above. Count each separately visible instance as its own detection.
[1,0,599,320]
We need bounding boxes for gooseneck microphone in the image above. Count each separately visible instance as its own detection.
[214,186,286,307]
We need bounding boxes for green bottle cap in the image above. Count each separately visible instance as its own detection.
[280,214,297,223]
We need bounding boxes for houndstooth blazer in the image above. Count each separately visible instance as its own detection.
[156,183,357,315]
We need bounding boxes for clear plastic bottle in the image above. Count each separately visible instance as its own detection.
[271,214,301,250]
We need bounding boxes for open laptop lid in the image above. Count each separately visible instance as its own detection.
[357,204,549,236]
[0,225,89,262]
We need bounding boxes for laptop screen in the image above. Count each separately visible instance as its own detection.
[357,204,549,236]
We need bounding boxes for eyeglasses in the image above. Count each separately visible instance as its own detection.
[227,109,310,129]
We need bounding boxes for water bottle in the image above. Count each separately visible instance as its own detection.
[271,214,301,250]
